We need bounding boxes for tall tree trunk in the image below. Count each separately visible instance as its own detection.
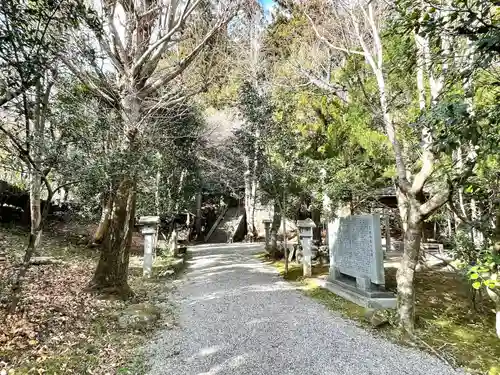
[93,191,113,245]
[346,3,453,333]
[28,78,48,251]
[10,75,53,312]
[90,176,135,296]
[396,203,423,333]
[89,93,139,296]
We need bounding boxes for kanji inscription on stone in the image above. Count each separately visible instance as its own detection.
[328,214,384,285]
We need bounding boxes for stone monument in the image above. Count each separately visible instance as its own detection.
[297,218,316,277]
[138,216,160,278]
[326,214,395,309]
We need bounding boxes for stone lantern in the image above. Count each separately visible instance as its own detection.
[297,218,316,277]
[138,216,160,278]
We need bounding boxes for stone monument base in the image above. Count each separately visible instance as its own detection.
[320,272,396,310]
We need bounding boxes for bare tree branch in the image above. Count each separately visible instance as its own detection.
[141,18,231,97]
[133,0,202,76]
[61,57,117,105]
[293,63,348,102]
[304,12,365,56]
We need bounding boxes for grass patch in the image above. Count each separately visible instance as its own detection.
[304,282,367,322]
[258,252,500,374]
[410,270,500,374]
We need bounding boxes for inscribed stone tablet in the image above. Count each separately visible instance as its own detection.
[328,215,384,285]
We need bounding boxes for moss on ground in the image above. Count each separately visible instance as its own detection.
[258,252,500,375]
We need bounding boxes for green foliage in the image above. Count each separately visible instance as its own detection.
[263,11,310,63]
[466,252,500,291]
[135,100,207,218]
[451,230,481,264]
[0,0,95,104]
[269,83,392,208]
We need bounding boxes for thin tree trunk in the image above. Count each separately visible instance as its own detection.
[447,212,453,238]
[174,168,187,213]
[165,174,173,213]
[396,185,409,233]
[63,187,69,204]
[29,78,48,251]
[492,210,500,256]
[9,188,53,313]
[155,168,161,217]
[9,76,53,312]
[470,198,482,247]
[244,156,255,240]
[462,33,478,248]
[29,169,42,249]
[384,210,391,251]
[195,190,202,238]
[312,204,321,242]
[488,209,500,337]
[283,190,288,274]
[154,167,161,251]
[270,200,281,257]
[250,130,259,240]
[186,213,193,241]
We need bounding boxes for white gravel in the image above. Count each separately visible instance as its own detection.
[145,243,464,375]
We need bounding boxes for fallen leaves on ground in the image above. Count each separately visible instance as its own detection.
[0,226,157,374]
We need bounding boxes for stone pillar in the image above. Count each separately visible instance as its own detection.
[138,216,160,278]
[297,218,316,277]
[141,227,156,278]
[262,219,272,248]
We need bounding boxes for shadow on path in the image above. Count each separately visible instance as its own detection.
[146,243,462,375]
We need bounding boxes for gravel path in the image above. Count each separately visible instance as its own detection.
[146,243,462,375]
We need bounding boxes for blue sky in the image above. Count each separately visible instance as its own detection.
[260,0,275,12]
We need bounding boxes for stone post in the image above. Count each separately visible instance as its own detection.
[138,216,160,278]
[262,218,272,248]
[297,218,316,277]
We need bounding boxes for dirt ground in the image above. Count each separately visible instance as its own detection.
[0,221,173,374]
